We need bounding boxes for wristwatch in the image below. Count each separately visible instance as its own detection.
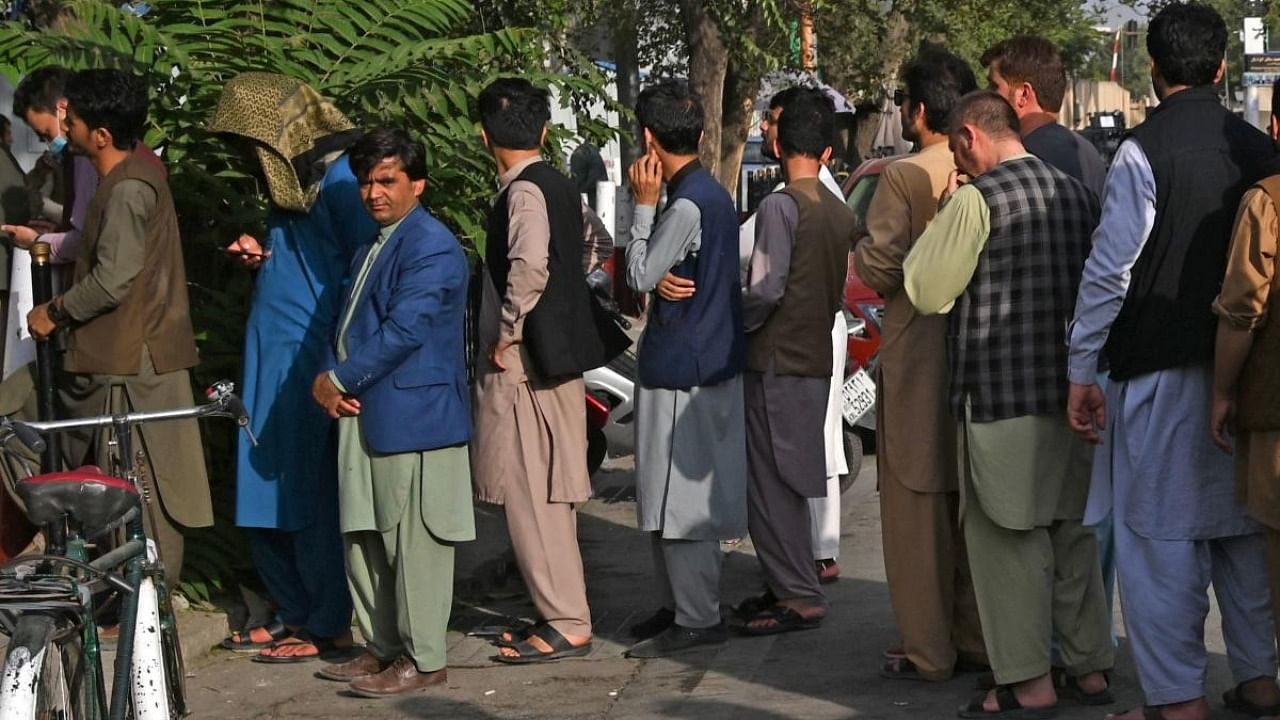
[47,298,71,327]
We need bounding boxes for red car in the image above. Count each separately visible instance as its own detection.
[841,155,905,381]
[833,154,907,484]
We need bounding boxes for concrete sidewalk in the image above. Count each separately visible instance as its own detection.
[183,457,1248,719]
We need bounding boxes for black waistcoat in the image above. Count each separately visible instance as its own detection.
[1106,86,1276,380]
[485,161,605,380]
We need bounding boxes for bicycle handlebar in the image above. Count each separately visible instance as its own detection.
[0,380,256,452]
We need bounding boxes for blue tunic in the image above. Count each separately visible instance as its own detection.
[235,156,376,530]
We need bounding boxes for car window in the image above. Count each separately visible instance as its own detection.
[845,174,880,228]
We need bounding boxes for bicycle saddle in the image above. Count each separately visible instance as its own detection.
[16,466,140,537]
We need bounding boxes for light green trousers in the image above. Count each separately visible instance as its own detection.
[960,412,1114,685]
[343,474,454,673]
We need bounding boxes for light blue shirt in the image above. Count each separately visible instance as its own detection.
[1067,139,1158,383]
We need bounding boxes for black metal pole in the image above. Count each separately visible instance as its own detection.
[30,240,59,472]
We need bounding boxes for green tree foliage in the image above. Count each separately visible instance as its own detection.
[0,0,613,602]
[814,0,1103,98]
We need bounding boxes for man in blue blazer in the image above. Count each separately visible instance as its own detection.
[310,128,474,698]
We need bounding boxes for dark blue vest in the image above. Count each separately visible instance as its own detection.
[637,165,745,390]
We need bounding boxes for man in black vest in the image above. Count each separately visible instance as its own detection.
[473,78,605,664]
[904,91,1111,717]
[738,90,856,636]
[1067,5,1280,719]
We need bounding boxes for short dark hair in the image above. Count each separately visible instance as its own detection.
[777,89,834,159]
[903,49,979,133]
[980,35,1067,113]
[950,91,1021,141]
[768,86,803,112]
[347,127,428,182]
[65,69,148,151]
[478,78,549,151]
[636,80,703,156]
[1148,2,1226,88]
[13,65,71,119]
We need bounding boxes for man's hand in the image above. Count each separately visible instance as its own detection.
[629,152,663,208]
[2,224,41,250]
[1067,382,1106,444]
[656,272,696,302]
[940,170,970,207]
[490,337,517,372]
[225,234,270,269]
[26,303,56,342]
[1210,392,1236,454]
[311,371,361,419]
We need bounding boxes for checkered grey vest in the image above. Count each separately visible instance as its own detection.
[949,156,1099,422]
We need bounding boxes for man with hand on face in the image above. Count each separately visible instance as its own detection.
[904,91,1111,718]
[310,128,474,698]
[622,80,746,657]
[737,89,856,636]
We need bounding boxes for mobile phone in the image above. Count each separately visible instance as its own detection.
[219,246,267,258]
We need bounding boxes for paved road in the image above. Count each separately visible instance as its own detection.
[184,456,1243,719]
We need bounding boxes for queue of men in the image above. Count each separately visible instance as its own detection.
[7,2,1280,716]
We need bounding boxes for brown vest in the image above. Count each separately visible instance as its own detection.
[745,178,852,377]
[64,152,198,375]
[1237,176,1280,430]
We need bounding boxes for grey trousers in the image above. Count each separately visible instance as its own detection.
[650,533,723,628]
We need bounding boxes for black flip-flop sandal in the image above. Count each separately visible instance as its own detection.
[1059,671,1114,706]
[493,621,541,649]
[735,606,822,637]
[1224,683,1280,717]
[731,590,777,620]
[957,686,1057,719]
[492,624,592,664]
[221,620,292,652]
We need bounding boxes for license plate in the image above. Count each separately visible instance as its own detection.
[841,368,877,426]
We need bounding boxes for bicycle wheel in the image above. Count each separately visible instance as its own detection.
[0,616,91,720]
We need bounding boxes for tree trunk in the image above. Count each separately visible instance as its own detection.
[611,3,644,174]
[717,61,758,200]
[677,0,729,184]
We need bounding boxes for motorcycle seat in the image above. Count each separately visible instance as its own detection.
[16,466,139,537]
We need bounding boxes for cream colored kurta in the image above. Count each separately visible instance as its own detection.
[853,142,957,493]
[471,158,593,505]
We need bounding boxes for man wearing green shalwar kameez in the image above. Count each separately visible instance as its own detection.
[310,128,474,698]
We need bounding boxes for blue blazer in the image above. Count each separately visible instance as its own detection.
[330,205,471,454]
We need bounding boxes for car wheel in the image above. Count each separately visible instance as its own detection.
[586,424,607,477]
[839,424,864,494]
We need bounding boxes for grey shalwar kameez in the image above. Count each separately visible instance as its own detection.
[627,197,746,629]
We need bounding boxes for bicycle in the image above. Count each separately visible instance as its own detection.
[0,381,254,719]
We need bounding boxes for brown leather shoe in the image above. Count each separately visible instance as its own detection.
[347,656,446,698]
[315,651,389,682]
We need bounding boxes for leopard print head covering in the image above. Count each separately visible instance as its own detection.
[208,73,357,212]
